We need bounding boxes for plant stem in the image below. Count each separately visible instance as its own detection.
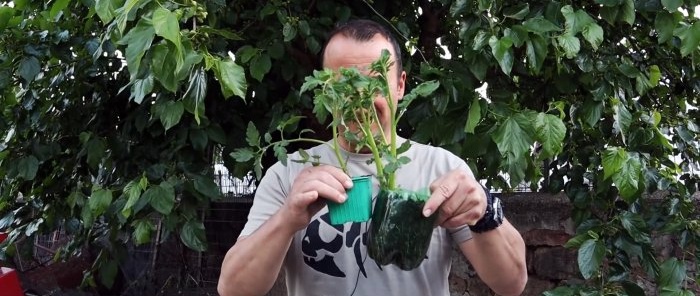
[331,124,348,173]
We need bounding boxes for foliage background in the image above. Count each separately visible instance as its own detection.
[0,0,699,294]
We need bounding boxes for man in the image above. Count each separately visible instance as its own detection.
[218,19,527,296]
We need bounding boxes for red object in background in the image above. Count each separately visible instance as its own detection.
[0,232,26,296]
[0,267,24,296]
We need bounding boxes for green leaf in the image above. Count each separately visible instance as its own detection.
[214,58,247,99]
[274,144,288,165]
[282,22,296,42]
[535,113,566,159]
[122,180,143,218]
[230,148,255,162]
[477,0,491,11]
[146,184,175,215]
[95,0,117,23]
[658,258,686,289]
[580,100,603,127]
[99,259,118,288]
[236,45,259,63]
[526,34,548,74]
[557,34,581,58]
[50,0,71,19]
[613,99,632,143]
[488,36,514,75]
[603,147,627,180]
[492,114,534,158]
[661,0,682,11]
[25,218,43,236]
[472,31,490,50]
[245,122,260,146]
[655,12,675,44]
[189,128,207,151]
[621,281,646,296]
[152,8,182,53]
[18,155,39,180]
[180,220,208,252]
[522,16,561,33]
[250,53,271,82]
[18,56,40,83]
[89,188,113,216]
[120,20,155,79]
[184,67,207,124]
[600,6,620,25]
[130,75,154,104]
[132,219,155,245]
[194,175,221,200]
[561,5,594,35]
[578,239,606,279]
[151,43,179,92]
[158,100,184,131]
[596,0,623,5]
[649,65,661,87]
[86,138,105,169]
[464,97,481,133]
[450,0,469,16]
[564,232,593,248]
[613,154,642,202]
[678,22,700,57]
[621,0,636,25]
[582,23,604,50]
[0,6,13,30]
[621,211,651,244]
[504,3,529,20]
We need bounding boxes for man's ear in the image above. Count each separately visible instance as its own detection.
[396,71,407,99]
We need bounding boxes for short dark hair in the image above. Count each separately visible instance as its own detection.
[321,19,403,78]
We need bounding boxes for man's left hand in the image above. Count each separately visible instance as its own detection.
[422,169,487,228]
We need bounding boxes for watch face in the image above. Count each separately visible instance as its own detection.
[493,197,504,224]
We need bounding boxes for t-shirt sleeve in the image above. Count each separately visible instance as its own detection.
[239,162,289,238]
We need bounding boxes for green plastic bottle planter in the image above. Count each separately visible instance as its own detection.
[368,188,437,270]
[327,175,372,225]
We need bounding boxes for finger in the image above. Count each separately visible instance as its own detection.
[313,165,353,189]
[302,179,347,203]
[304,170,348,194]
[437,193,467,223]
[441,209,482,228]
[423,181,456,217]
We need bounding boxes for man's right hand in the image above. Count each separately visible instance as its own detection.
[280,165,354,232]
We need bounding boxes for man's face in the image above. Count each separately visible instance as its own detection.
[322,33,406,138]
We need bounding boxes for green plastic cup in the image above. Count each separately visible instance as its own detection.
[327,175,372,225]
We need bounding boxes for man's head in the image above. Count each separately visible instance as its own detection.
[321,19,407,145]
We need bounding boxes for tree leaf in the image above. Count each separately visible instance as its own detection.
[130,75,154,104]
[0,6,13,30]
[503,3,529,20]
[578,239,606,279]
[526,34,547,74]
[600,6,620,25]
[491,114,534,158]
[658,258,686,289]
[582,23,604,50]
[132,219,155,245]
[18,155,39,180]
[648,65,661,87]
[99,259,118,288]
[522,16,561,33]
[580,100,603,127]
[158,100,184,131]
[678,22,700,57]
[18,56,40,83]
[180,220,208,252]
[450,0,469,16]
[621,281,646,296]
[151,43,179,92]
[621,0,636,25]
[655,12,675,44]
[89,188,113,216]
[464,96,481,133]
[152,8,182,53]
[561,5,594,35]
[194,175,221,200]
[274,144,288,166]
[236,45,259,63]
[250,53,271,82]
[122,180,143,218]
[488,36,514,75]
[50,0,71,19]
[230,148,255,162]
[612,99,632,143]
[214,58,247,99]
[86,138,105,169]
[557,34,581,58]
[189,128,207,151]
[146,184,175,215]
[603,147,627,180]
[661,0,682,11]
[613,154,642,202]
[620,211,651,244]
[119,20,155,79]
[183,67,207,124]
[535,113,566,159]
[95,0,117,23]
[282,22,296,42]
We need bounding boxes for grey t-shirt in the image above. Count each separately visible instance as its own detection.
[240,138,474,296]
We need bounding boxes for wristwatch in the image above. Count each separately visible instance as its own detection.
[469,189,503,233]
